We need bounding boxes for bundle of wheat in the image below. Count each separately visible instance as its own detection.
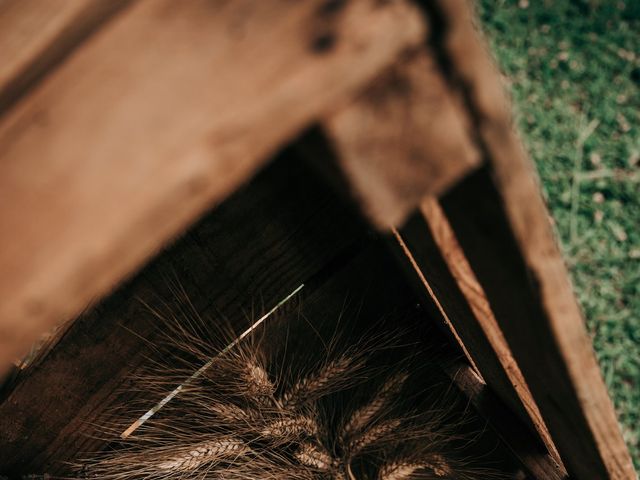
[79,299,506,480]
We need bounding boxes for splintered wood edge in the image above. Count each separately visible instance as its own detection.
[0,0,427,374]
[429,0,635,477]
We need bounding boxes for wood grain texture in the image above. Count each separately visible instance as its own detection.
[0,152,368,476]
[324,48,480,228]
[429,1,635,476]
[418,197,561,466]
[0,0,427,374]
[0,0,133,113]
[391,213,565,478]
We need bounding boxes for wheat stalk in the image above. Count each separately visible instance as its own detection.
[244,359,275,400]
[379,462,424,480]
[80,297,510,480]
[343,372,407,438]
[349,418,402,455]
[262,414,318,439]
[282,355,356,407]
[207,402,250,422]
[423,454,452,477]
[157,437,248,472]
[379,454,452,479]
[295,441,335,471]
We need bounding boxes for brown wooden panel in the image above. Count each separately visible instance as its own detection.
[0,0,427,374]
[441,168,633,479]
[391,212,565,478]
[417,197,561,465]
[323,48,480,228]
[0,0,132,114]
[0,151,368,476]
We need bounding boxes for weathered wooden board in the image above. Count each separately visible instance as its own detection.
[427,3,635,477]
[416,197,561,464]
[390,216,567,478]
[0,0,427,374]
[0,0,132,113]
[441,169,634,480]
[0,152,368,476]
[392,209,561,463]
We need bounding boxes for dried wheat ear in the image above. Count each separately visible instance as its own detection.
[79,310,507,480]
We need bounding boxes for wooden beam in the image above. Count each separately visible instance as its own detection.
[427,1,636,476]
[0,0,133,113]
[0,153,368,476]
[0,0,428,373]
[323,48,480,228]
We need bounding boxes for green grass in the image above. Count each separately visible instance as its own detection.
[479,0,640,469]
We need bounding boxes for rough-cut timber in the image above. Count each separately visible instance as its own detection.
[0,155,368,476]
[0,0,427,374]
[0,0,132,114]
[324,49,480,228]
[417,197,561,465]
[429,0,636,477]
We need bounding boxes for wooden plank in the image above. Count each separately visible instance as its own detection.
[445,363,566,480]
[391,211,564,476]
[323,48,480,228]
[416,197,561,465]
[441,169,634,479]
[0,152,368,476]
[0,0,428,374]
[424,0,636,477]
[0,0,133,114]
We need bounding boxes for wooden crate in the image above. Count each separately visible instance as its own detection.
[0,1,635,478]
